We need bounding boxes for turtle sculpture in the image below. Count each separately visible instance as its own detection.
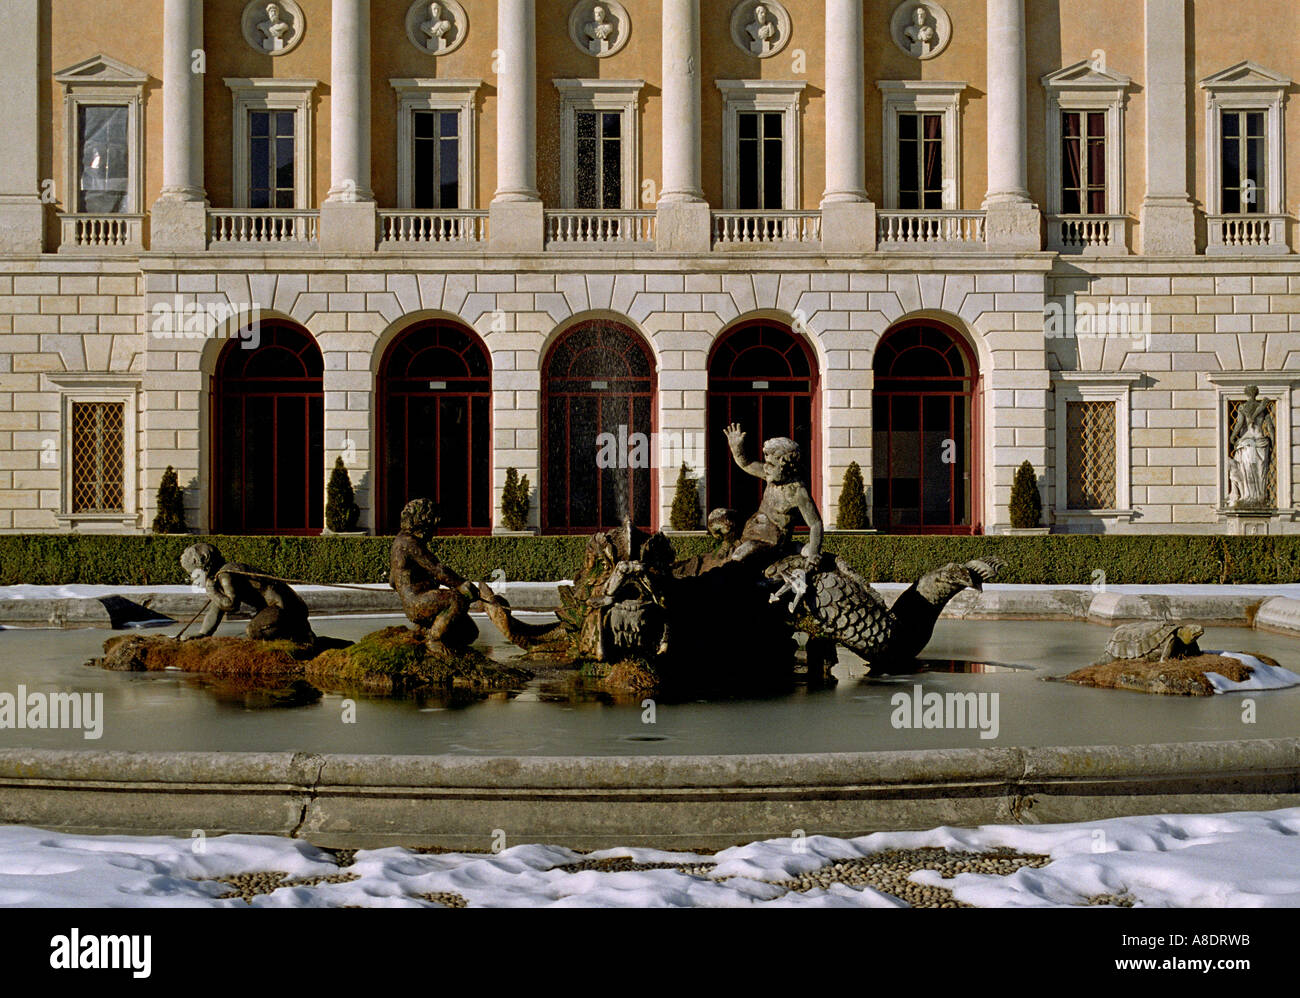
[1100,621,1204,664]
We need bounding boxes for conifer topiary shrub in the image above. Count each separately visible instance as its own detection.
[325,457,361,533]
[1009,460,1043,529]
[501,467,531,531]
[836,461,870,530]
[151,465,188,534]
[668,463,702,530]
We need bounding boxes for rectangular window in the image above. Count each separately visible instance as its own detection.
[1066,400,1117,510]
[71,402,125,514]
[1220,109,1266,214]
[77,104,130,213]
[412,109,460,210]
[737,110,784,210]
[1060,110,1106,214]
[248,110,296,209]
[897,112,943,210]
[574,109,623,210]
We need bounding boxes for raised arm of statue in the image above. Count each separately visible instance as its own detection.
[724,422,768,479]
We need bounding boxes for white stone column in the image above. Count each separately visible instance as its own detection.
[982,0,1040,249]
[1141,0,1196,254]
[321,0,377,251]
[821,0,875,252]
[152,0,208,251]
[489,0,543,251]
[656,0,709,252]
[0,0,43,253]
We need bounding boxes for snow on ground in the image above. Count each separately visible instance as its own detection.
[3,808,1299,908]
[1202,652,1300,692]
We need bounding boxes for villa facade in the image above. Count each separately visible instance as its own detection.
[0,0,1298,536]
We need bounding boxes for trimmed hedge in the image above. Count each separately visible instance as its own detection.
[0,533,1298,587]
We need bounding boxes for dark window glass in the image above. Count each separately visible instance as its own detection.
[412,109,460,210]
[247,110,295,209]
[736,111,783,210]
[574,110,623,210]
[897,112,943,210]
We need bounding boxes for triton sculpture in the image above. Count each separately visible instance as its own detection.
[481,423,1005,691]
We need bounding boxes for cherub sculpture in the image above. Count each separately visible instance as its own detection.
[389,498,491,652]
[180,542,314,643]
[723,423,823,568]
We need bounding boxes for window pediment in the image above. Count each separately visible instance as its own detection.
[55,54,149,87]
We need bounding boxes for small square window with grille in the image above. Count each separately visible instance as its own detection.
[71,401,125,513]
[1226,396,1277,507]
[1066,400,1117,510]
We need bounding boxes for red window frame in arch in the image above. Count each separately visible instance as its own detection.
[541,320,658,533]
[211,320,324,535]
[376,319,492,535]
[707,319,821,524]
[871,318,983,535]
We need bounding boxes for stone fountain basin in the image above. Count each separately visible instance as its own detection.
[0,617,1297,847]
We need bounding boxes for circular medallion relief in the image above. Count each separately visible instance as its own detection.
[405,0,469,56]
[890,1,952,60]
[729,1,792,59]
[568,1,631,58]
[241,0,306,56]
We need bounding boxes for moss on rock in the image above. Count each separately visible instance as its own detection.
[1061,653,1276,696]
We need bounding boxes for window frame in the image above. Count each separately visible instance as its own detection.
[1041,61,1131,218]
[45,373,141,531]
[554,79,644,212]
[54,55,147,221]
[878,81,965,211]
[391,78,482,211]
[225,78,318,210]
[1052,372,1138,521]
[1200,62,1289,217]
[717,79,806,211]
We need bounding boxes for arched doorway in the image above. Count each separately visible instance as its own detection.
[707,320,819,519]
[542,320,656,532]
[212,321,324,534]
[872,319,981,534]
[377,320,491,534]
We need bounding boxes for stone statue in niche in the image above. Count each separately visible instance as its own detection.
[584,4,618,54]
[1226,385,1275,509]
[745,4,780,56]
[903,3,938,57]
[257,3,293,52]
[420,1,453,51]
